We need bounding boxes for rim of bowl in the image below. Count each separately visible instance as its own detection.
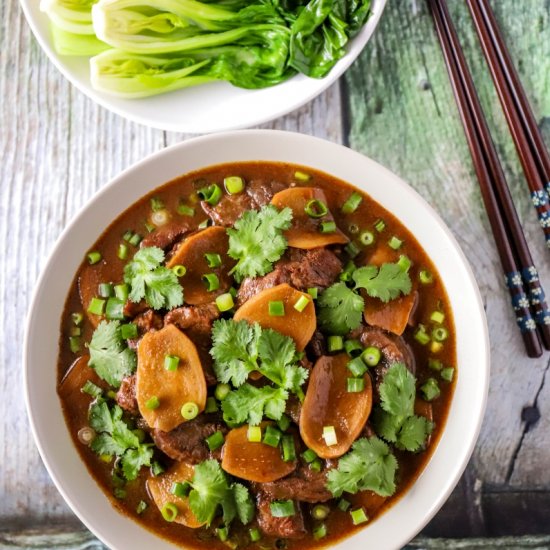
[18,0,387,133]
[24,129,490,550]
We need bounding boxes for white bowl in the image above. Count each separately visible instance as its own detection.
[24,130,490,550]
[19,0,387,133]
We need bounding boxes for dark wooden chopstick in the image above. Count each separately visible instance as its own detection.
[427,0,547,357]
[465,0,550,248]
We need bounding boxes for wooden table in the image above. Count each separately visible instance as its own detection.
[2,1,550,548]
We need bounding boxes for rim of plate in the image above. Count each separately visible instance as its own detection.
[24,130,490,550]
[18,0,387,133]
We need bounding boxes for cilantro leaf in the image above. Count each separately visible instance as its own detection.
[227,205,293,281]
[88,400,153,481]
[317,282,364,335]
[88,321,136,388]
[395,415,433,452]
[222,384,288,426]
[353,263,412,303]
[188,460,255,527]
[326,437,398,498]
[124,246,183,310]
[379,363,416,418]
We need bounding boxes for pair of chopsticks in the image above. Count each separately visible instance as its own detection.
[427,0,550,358]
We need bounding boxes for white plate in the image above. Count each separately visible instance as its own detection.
[24,130,490,550]
[19,0,387,133]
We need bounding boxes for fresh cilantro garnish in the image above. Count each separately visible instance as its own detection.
[88,320,136,388]
[372,363,433,452]
[317,282,364,335]
[227,205,293,281]
[326,437,398,498]
[353,263,412,303]
[123,246,183,310]
[89,399,153,481]
[210,320,308,425]
[187,459,254,526]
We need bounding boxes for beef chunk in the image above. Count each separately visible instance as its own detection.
[125,308,163,349]
[256,493,306,540]
[201,179,286,227]
[285,395,302,425]
[151,415,227,464]
[116,375,139,415]
[307,330,326,359]
[140,221,193,250]
[237,248,342,306]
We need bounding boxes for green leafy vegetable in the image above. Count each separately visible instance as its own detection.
[326,437,397,497]
[227,205,293,281]
[124,247,183,310]
[89,399,153,480]
[187,459,255,526]
[88,320,136,388]
[353,263,412,303]
[317,282,364,335]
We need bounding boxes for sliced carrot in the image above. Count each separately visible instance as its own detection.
[271,187,348,249]
[166,226,235,305]
[233,283,316,351]
[300,353,373,459]
[363,292,417,336]
[221,422,297,482]
[147,461,205,528]
[136,324,206,432]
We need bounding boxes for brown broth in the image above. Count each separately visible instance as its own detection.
[58,161,456,549]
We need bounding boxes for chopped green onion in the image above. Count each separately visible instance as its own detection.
[136,500,148,514]
[205,253,222,268]
[397,254,412,272]
[339,260,356,282]
[198,219,210,229]
[216,292,234,312]
[441,367,455,382]
[205,396,218,413]
[129,233,142,247]
[98,283,114,298]
[107,390,118,400]
[419,269,434,284]
[341,192,362,214]
[388,236,403,250]
[177,203,195,216]
[430,340,443,354]
[229,286,238,298]
[282,435,296,462]
[171,481,191,499]
[215,383,231,401]
[313,523,328,540]
[347,356,368,377]
[304,198,328,218]
[374,219,386,232]
[414,326,430,345]
[117,243,129,260]
[224,176,245,195]
[145,396,160,410]
[70,326,81,337]
[328,335,344,353]
[105,298,125,320]
[123,230,133,242]
[359,230,375,246]
[268,300,285,317]
[160,502,179,522]
[87,297,105,316]
[249,527,261,542]
[198,184,222,206]
[294,295,310,312]
[270,500,295,518]
[206,431,225,451]
[311,505,330,520]
[430,311,446,324]
[114,488,127,500]
[150,197,165,212]
[319,220,336,234]
[350,508,369,525]
[216,526,229,542]
[345,242,360,259]
[262,425,282,448]
[361,346,381,367]
[432,327,449,342]
[344,339,363,357]
[302,448,318,463]
[348,223,359,234]
[72,312,84,326]
[120,323,138,340]
[307,287,318,299]
[337,499,351,512]
[202,273,220,292]
[114,283,129,302]
[247,425,262,442]
[172,264,187,277]
[277,414,291,432]
[164,355,180,371]
[152,461,164,476]
[347,377,365,393]
[144,222,156,233]
[294,170,311,182]
[322,426,337,446]
[428,358,443,371]
[181,402,199,420]
[421,378,441,401]
[151,209,169,226]
[309,458,322,472]
[87,251,102,265]
[81,380,102,398]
